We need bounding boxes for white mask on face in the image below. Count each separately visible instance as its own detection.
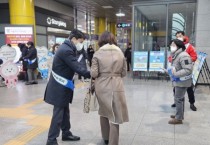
[177,37,184,41]
[170,46,177,53]
[76,43,83,51]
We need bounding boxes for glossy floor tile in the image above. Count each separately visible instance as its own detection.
[0,76,210,145]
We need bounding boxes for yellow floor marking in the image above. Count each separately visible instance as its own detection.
[4,127,47,145]
[1,81,88,145]
[17,98,43,109]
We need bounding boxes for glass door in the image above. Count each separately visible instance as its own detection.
[168,3,196,45]
[133,4,167,52]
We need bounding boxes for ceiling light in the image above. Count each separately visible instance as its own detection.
[116,12,125,17]
[116,10,125,17]
[102,6,113,9]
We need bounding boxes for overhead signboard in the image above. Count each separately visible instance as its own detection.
[46,17,67,28]
[5,26,34,46]
[35,12,74,30]
[117,23,132,28]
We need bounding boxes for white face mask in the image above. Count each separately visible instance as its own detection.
[170,46,177,53]
[76,43,83,51]
[177,37,183,41]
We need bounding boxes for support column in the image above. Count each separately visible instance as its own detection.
[9,0,36,44]
[98,17,106,35]
[107,22,111,32]
[110,22,116,36]
[94,17,99,35]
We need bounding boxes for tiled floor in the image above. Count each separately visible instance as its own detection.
[0,75,210,145]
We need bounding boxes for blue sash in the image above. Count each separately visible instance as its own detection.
[24,58,36,64]
[168,69,191,82]
[52,71,74,90]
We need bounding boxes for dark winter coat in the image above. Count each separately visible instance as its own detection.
[44,40,90,107]
[124,47,132,61]
[87,47,94,61]
[77,48,88,69]
[23,46,38,69]
[19,46,28,71]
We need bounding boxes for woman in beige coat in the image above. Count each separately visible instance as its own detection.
[91,31,129,145]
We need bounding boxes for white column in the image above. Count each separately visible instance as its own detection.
[195,0,210,64]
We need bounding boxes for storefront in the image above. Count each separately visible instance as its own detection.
[132,0,196,72]
[0,3,74,49]
[35,7,74,49]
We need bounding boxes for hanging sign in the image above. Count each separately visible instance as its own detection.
[117,23,132,28]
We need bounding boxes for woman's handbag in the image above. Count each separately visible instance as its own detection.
[83,79,98,113]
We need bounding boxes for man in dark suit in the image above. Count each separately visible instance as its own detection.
[44,29,91,145]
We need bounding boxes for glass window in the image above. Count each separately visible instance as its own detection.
[133,2,196,72]
[134,5,167,52]
[168,3,196,45]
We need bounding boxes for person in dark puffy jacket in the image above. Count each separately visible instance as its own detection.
[23,41,38,85]
[124,43,132,71]
[77,46,88,81]
[18,43,29,81]
[87,45,94,67]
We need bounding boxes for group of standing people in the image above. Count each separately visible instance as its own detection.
[43,28,198,145]
[44,30,128,145]
[18,41,38,85]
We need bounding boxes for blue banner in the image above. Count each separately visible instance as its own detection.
[149,51,165,72]
[192,51,207,85]
[133,51,148,71]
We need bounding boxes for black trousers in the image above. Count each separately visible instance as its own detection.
[89,58,92,67]
[173,85,195,104]
[47,105,72,143]
[127,59,131,71]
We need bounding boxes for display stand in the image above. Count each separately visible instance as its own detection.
[194,60,210,90]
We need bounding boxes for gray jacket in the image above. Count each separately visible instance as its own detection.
[171,48,193,87]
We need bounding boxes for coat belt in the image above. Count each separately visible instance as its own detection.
[99,73,121,77]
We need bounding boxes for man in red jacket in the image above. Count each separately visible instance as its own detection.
[170,31,197,111]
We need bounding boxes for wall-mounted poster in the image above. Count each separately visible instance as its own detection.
[149,51,165,72]
[133,51,148,71]
[5,26,33,46]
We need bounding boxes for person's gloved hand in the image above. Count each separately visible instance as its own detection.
[168,68,179,81]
